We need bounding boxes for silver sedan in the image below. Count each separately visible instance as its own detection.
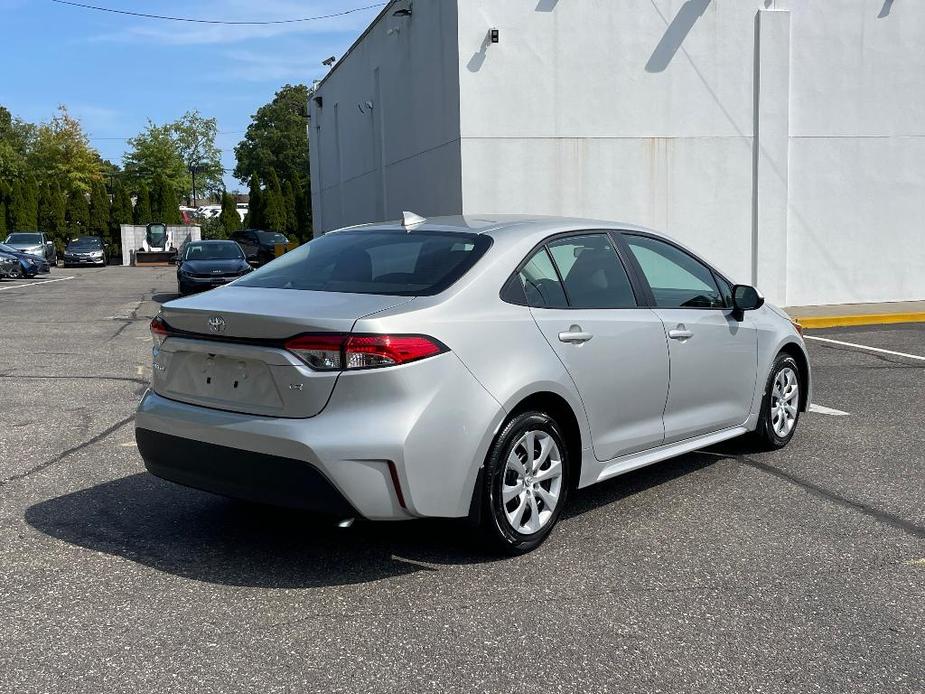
[136,214,810,553]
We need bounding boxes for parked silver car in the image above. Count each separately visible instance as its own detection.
[136,214,811,552]
[4,231,57,265]
[0,252,18,278]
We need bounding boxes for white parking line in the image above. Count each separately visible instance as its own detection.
[809,403,850,416]
[805,335,925,362]
[0,276,75,292]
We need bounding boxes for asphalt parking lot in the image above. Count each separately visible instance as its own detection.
[1,267,922,693]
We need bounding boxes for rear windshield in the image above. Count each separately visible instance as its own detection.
[236,229,492,296]
[256,231,288,245]
[184,242,244,260]
[68,237,103,249]
[6,233,42,244]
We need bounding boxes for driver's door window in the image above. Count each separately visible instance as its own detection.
[624,235,723,309]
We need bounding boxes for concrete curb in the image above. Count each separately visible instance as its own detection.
[790,312,925,330]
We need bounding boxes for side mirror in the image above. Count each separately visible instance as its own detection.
[732,284,764,317]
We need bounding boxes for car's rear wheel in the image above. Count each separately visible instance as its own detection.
[481,411,570,554]
[752,353,802,449]
[8,266,22,279]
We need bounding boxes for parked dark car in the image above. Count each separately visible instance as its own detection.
[0,242,51,273]
[0,252,17,278]
[4,231,57,264]
[63,236,108,267]
[176,240,252,295]
[229,229,289,266]
[0,249,40,278]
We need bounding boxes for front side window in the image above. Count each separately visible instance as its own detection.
[624,235,724,308]
[235,229,492,296]
[547,234,636,309]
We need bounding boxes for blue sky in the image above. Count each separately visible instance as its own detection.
[0,0,384,191]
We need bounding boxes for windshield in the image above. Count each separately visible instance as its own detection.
[146,224,167,247]
[256,231,288,245]
[68,238,103,250]
[184,242,244,261]
[6,233,42,245]
[236,229,492,296]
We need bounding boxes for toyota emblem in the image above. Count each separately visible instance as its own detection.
[207,315,226,334]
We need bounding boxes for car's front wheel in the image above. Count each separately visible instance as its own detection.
[481,411,570,554]
[752,353,802,449]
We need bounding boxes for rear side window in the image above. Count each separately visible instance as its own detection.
[518,248,568,309]
[547,234,636,309]
[624,235,724,308]
[235,230,492,296]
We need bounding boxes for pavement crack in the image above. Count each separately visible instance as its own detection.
[737,454,925,539]
[0,414,135,488]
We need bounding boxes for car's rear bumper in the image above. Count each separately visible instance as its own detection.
[136,427,357,516]
[135,352,506,520]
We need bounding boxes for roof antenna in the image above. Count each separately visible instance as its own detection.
[401,211,426,229]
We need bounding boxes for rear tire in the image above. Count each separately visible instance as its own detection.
[480,411,570,554]
[751,353,802,450]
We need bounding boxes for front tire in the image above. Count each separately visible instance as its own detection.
[752,354,802,449]
[481,411,570,554]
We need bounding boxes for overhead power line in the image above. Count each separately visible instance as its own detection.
[49,0,385,25]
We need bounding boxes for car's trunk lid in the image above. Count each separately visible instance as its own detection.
[152,286,413,417]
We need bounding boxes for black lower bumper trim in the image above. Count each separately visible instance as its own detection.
[136,428,357,516]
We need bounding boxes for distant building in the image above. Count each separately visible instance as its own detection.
[308,0,925,306]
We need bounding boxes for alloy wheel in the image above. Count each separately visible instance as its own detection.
[501,430,564,534]
[771,366,799,437]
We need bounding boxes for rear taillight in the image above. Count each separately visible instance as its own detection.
[284,334,346,370]
[284,334,448,371]
[150,316,169,349]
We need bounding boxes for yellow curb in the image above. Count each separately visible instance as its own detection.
[792,312,925,330]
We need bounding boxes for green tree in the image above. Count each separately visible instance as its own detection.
[0,179,10,235]
[0,106,35,181]
[234,84,309,187]
[39,181,66,244]
[109,178,133,238]
[244,173,263,228]
[29,106,101,194]
[282,180,297,238]
[88,179,109,237]
[295,179,312,239]
[262,170,287,232]
[124,121,188,196]
[150,174,180,224]
[8,181,38,231]
[66,187,90,235]
[134,183,151,224]
[219,192,241,235]
[173,110,224,203]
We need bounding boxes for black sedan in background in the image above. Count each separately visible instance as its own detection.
[229,229,289,266]
[63,236,107,267]
[177,240,252,296]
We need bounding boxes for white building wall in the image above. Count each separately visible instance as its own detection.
[785,1,925,305]
[308,1,463,233]
[309,0,925,306]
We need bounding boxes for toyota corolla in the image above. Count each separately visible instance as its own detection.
[136,214,810,552]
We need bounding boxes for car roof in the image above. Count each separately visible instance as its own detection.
[333,214,661,242]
